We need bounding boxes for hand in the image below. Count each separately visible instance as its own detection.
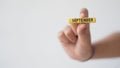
[58,8,94,61]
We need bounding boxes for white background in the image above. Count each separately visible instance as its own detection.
[0,0,120,68]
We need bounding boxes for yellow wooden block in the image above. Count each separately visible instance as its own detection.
[69,18,96,24]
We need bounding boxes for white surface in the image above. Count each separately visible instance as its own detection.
[0,0,120,68]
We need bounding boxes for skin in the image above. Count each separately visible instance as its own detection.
[58,8,120,61]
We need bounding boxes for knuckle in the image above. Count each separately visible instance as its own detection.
[64,26,72,36]
[58,31,64,39]
[66,30,71,37]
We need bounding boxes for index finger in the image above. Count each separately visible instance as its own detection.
[70,8,89,35]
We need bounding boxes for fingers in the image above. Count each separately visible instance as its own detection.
[80,8,88,17]
[71,23,78,35]
[58,30,71,45]
[64,25,77,43]
[77,8,91,46]
[77,8,90,36]
[71,8,89,35]
[58,25,77,45]
[74,8,93,61]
